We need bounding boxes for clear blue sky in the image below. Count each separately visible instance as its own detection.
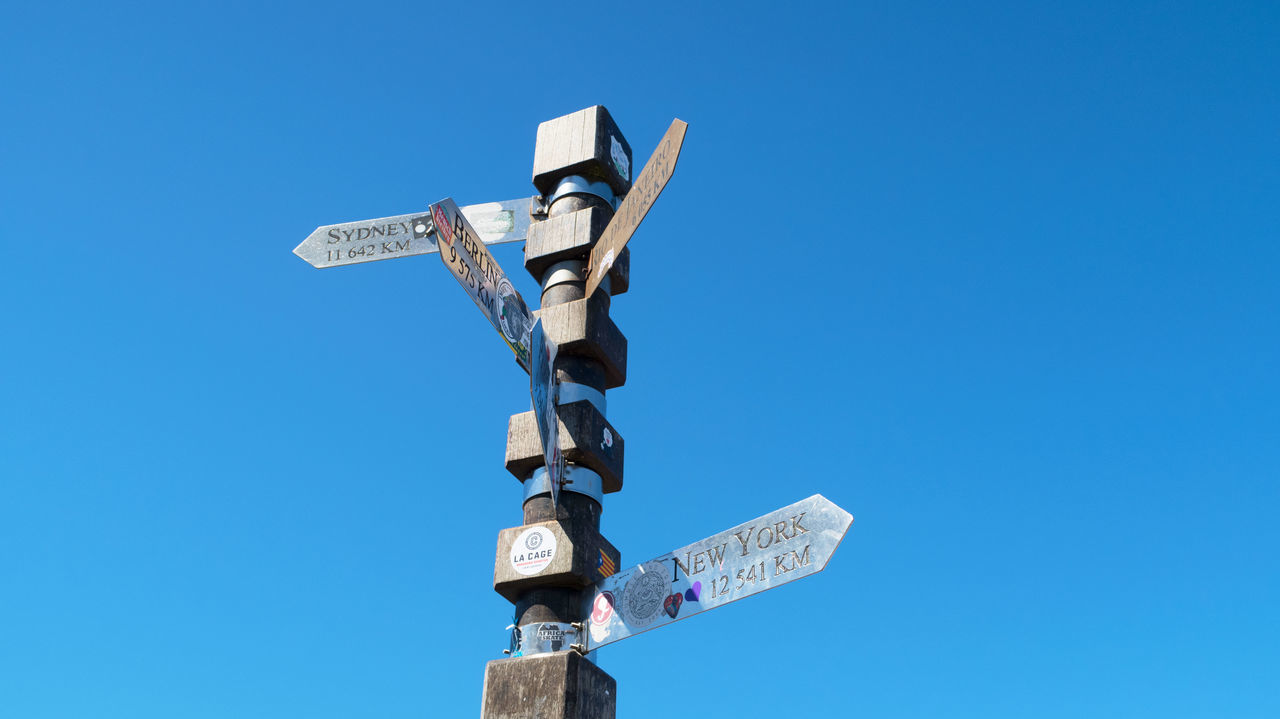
[3,2,1277,717]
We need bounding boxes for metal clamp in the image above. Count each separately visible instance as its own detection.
[523,464,603,504]
[511,622,581,657]
[548,175,617,210]
[530,194,549,219]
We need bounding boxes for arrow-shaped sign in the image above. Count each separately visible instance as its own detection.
[530,318,565,508]
[423,198,535,370]
[293,197,536,269]
[585,119,688,297]
[581,494,852,651]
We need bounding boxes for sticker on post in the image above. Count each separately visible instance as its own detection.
[611,135,630,182]
[510,526,557,576]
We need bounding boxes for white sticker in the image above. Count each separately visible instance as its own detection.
[610,135,630,182]
[510,526,557,576]
[599,248,616,276]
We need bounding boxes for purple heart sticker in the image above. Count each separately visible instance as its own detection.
[685,581,702,602]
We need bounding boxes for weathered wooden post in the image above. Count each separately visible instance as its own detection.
[482,105,632,719]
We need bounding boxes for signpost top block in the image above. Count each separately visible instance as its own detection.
[532,105,633,199]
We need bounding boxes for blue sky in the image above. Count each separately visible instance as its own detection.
[2,2,1277,717]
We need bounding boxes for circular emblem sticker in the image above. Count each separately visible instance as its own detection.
[619,561,668,627]
[497,278,529,344]
[590,591,615,626]
[510,527,557,576]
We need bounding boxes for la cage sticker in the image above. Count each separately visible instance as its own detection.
[510,527,557,576]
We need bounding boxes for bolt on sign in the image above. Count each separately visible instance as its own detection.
[293,197,535,269]
[420,198,534,370]
[585,119,688,297]
[581,494,853,651]
[530,319,565,508]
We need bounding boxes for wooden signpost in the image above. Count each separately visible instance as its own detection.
[292,107,854,719]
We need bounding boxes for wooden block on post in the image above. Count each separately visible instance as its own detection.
[493,519,621,602]
[534,299,627,389]
[525,208,630,295]
[481,652,616,719]
[506,400,624,493]
[533,105,632,199]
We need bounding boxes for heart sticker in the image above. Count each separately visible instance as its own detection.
[685,581,702,602]
[663,593,683,619]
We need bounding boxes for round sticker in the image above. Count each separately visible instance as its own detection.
[497,278,529,344]
[619,561,668,627]
[510,527,557,576]
[590,591,615,626]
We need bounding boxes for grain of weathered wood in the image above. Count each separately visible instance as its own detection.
[482,652,616,719]
[532,106,632,198]
[532,298,627,389]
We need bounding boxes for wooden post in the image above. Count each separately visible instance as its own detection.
[481,106,633,719]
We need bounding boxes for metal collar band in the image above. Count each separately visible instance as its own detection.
[524,465,603,504]
[548,175,617,210]
[511,622,582,657]
[526,381,607,415]
[541,260,584,289]
[559,382,606,414]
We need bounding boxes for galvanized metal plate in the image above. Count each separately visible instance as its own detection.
[581,494,853,651]
[293,197,535,269]
[585,119,687,296]
[511,622,580,657]
[427,198,534,370]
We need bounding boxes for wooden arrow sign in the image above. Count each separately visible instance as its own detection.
[585,119,688,297]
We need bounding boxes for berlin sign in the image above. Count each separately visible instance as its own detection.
[423,198,534,370]
[585,119,688,297]
[293,196,535,269]
[581,494,853,651]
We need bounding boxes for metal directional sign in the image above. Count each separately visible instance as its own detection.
[530,319,565,508]
[581,494,853,651]
[585,119,688,297]
[423,198,534,369]
[293,197,535,269]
